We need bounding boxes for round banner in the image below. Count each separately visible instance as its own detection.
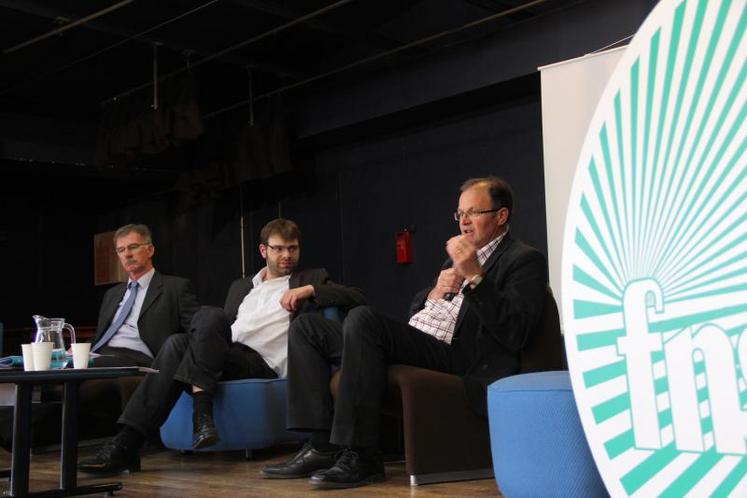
[562,0,746,496]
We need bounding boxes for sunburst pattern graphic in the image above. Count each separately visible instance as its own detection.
[562,0,746,496]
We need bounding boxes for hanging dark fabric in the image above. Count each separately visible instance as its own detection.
[95,73,204,166]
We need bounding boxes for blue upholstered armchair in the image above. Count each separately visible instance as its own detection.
[159,307,343,457]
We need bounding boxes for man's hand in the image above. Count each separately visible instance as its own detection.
[427,268,464,300]
[446,235,483,280]
[280,285,315,312]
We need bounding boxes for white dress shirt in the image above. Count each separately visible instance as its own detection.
[230,268,291,377]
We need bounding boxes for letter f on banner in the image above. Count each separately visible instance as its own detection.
[617,279,664,450]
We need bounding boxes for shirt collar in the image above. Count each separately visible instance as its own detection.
[476,230,507,265]
[251,268,266,287]
[128,267,155,290]
[251,267,291,287]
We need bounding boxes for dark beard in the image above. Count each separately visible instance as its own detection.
[267,260,296,277]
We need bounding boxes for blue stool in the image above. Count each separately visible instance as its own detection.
[160,308,342,457]
[160,377,300,457]
[487,371,607,498]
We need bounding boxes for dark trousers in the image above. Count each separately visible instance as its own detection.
[118,306,276,436]
[287,305,466,448]
[92,345,153,367]
[79,345,154,424]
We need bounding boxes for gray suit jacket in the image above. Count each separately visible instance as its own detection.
[93,271,200,355]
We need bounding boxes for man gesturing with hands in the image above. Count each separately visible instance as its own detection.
[262,176,548,490]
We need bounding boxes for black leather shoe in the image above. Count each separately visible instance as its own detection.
[192,413,220,449]
[309,448,385,489]
[78,437,141,475]
[261,442,338,479]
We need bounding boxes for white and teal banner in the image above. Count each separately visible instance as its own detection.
[541,46,625,327]
[562,0,746,496]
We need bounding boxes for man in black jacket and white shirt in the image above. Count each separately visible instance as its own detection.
[80,218,366,475]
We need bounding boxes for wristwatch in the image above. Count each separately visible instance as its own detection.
[467,273,484,288]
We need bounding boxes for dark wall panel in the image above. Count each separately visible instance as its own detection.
[322,97,546,318]
[0,187,100,329]
[296,0,656,138]
[95,193,243,308]
[273,166,345,284]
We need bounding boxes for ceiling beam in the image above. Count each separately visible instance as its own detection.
[0,0,252,69]
[103,0,356,103]
[3,0,134,55]
[226,0,429,56]
[0,0,311,98]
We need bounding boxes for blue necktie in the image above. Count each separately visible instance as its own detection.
[92,281,139,352]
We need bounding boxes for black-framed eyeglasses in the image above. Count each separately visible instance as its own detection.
[453,208,501,221]
[115,243,151,254]
[266,244,300,254]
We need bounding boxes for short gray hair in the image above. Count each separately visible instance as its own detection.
[113,224,152,245]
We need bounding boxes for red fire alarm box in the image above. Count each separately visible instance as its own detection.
[395,230,413,264]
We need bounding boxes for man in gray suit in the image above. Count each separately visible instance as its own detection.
[0,224,199,450]
[80,218,365,475]
[80,224,199,443]
[91,223,200,366]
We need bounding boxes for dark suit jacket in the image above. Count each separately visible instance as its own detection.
[409,234,547,416]
[93,271,200,355]
[223,268,365,322]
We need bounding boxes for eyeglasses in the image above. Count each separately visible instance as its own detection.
[453,208,501,221]
[265,244,300,254]
[115,243,151,254]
